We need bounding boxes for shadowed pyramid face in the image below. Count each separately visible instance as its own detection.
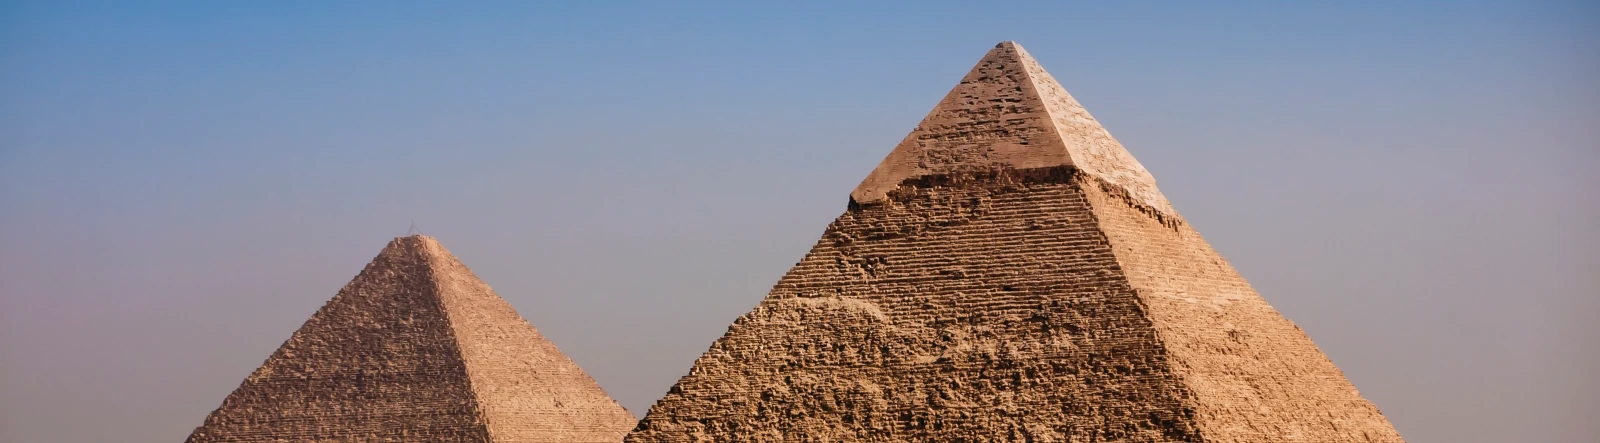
[185,235,636,443]
[626,42,1405,442]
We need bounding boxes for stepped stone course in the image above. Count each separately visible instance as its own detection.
[185,235,635,443]
[626,42,1404,442]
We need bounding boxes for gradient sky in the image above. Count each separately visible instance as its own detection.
[1,1,1595,442]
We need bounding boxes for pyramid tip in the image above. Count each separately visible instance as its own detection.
[989,41,1033,62]
[850,38,1172,214]
[380,234,456,264]
[388,234,443,252]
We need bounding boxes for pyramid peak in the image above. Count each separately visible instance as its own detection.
[851,41,1173,214]
[391,233,436,244]
[381,235,454,262]
[379,234,432,251]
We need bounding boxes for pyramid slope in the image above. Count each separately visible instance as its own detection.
[186,236,634,442]
[419,237,638,441]
[1080,182,1402,441]
[627,43,1402,442]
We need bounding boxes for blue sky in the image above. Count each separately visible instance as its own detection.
[2,2,1595,442]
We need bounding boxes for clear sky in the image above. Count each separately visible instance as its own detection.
[1,1,1594,442]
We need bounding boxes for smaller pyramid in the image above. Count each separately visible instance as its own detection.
[186,235,635,442]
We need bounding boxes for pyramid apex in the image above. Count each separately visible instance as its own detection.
[851,41,1173,214]
[377,235,443,263]
[393,233,435,243]
[384,234,450,256]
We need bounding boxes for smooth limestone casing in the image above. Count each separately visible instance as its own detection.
[186,236,636,442]
[625,42,1404,442]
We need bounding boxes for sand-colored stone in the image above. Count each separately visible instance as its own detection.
[626,42,1404,442]
[851,42,1170,214]
[185,235,635,442]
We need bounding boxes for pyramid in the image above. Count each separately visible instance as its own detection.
[626,42,1405,442]
[186,235,636,442]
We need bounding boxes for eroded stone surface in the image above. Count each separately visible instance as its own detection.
[186,236,635,443]
[628,42,1403,442]
[850,42,1170,214]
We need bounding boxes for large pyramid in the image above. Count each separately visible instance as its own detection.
[186,235,636,442]
[627,42,1405,442]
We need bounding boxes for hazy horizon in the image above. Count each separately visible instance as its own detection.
[2,2,1595,442]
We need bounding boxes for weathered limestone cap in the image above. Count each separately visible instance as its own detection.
[852,41,1173,214]
[185,235,636,442]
